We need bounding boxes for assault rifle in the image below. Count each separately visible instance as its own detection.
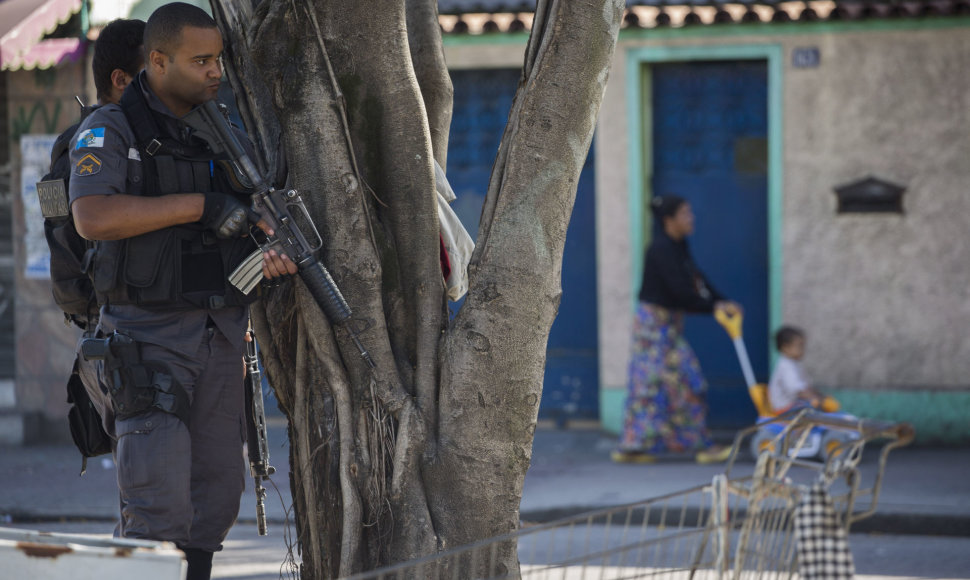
[244,322,274,536]
[183,101,375,368]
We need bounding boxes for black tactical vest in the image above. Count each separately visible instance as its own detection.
[92,78,258,311]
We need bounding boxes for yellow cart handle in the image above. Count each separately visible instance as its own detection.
[714,307,757,388]
[714,307,743,340]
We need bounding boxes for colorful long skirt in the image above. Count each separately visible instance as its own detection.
[618,303,713,454]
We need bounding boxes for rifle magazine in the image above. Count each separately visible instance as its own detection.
[229,248,264,294]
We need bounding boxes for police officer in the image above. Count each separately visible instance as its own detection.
[47,18,146,454]
[68,4,296,579]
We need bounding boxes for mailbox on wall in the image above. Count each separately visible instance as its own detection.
[833,176,906,214]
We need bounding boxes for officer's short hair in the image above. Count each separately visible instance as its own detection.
[92,19,145,101]
[775,325,805,351]
[144,2,217,58]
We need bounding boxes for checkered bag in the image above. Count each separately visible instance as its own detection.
[794,482,855,579]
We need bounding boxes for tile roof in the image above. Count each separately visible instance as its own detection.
[438,1,970,32]
[439,0,535,13]
[439,0,968,11]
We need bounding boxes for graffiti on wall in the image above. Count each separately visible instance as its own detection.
[11,101,63,141]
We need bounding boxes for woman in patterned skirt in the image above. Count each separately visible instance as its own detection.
[613,195,741,464]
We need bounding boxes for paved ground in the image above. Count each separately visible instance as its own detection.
[3,423,970,578]
[6,520,969,579]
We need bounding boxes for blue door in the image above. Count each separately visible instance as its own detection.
[651,60,769,429]
[448,69,600,423]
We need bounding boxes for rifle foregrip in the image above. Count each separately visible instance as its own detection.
[300,259,352,325]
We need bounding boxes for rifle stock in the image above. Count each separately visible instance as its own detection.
[244,326,274,536]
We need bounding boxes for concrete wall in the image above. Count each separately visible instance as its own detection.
[594,20,970,442]
[783,30,970,390]
[7,59,94,443]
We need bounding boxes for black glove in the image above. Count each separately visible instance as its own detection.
[200,192,256,239]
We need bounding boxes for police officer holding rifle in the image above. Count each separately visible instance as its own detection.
[69,4,296,579]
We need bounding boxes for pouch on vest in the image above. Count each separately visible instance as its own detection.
[180,235,229,307]
[92,239,123,298]
[122,228,178,307]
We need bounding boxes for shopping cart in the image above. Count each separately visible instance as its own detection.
[342,412,913,580]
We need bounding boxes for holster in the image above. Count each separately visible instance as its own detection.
[81,332,190,425]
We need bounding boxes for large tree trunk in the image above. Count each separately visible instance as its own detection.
[211,0,623,577]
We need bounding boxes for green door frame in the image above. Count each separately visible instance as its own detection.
[625,43,784,355]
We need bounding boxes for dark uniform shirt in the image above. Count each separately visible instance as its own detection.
[637,232,725,313]
[68,72,249,356]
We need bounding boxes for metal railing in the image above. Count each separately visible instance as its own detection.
[343,411,913,580]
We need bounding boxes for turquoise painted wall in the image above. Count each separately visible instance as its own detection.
[829,390,970,445]
[605,387,969,445]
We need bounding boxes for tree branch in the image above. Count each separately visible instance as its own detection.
[474,0,559,258]
[434,0,624,560]
[405,0,454,169]
[210,0,285,181]
[299,283,365,576]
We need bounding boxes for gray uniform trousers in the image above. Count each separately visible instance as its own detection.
[79,325,246,552]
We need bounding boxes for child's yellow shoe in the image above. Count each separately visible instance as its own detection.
[695,445,731,464]
[611,450,657,464]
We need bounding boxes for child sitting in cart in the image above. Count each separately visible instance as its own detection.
[769,326,840,414]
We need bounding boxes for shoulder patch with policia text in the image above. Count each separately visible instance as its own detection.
[75,153,103,176]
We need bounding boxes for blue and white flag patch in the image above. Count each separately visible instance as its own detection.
[76,127,105,149]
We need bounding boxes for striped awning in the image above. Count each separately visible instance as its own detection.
[0,0,84,71]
